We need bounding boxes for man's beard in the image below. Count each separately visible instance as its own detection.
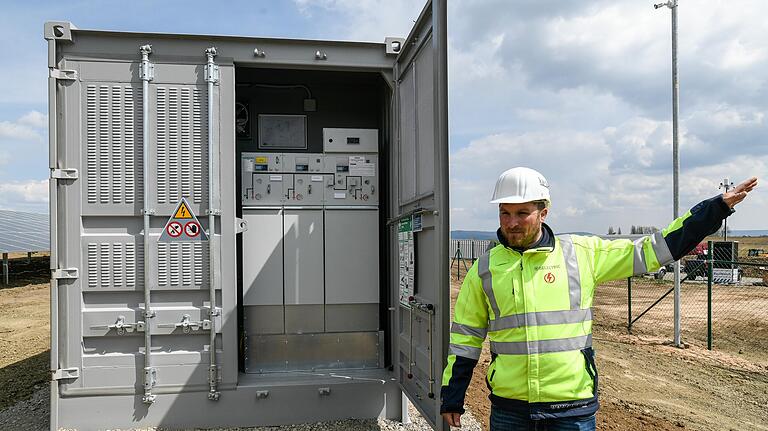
[503,228,540,248]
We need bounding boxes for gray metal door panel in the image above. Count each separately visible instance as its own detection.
[392,1,449,428]
[55,56,236,393]
[242,210,284,306]
[283,210,324,305]
[325,210,379,304]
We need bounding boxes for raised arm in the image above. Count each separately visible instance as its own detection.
[587,177,758,284]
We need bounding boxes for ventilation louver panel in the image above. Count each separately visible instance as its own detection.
[157,242,209,289]
[84,84,143,214]
[155,85,208,209]
[85,241,143,290]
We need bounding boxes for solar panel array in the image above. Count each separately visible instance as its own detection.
[0,210,50,253]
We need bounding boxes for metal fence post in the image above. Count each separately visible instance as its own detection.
[627,277,632,332]
[2,253,8,285]
[707,240,713,350]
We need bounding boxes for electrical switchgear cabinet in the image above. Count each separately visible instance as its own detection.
[46,1,448,429]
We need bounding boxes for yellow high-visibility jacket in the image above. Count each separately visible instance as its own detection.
[441,195,733,419]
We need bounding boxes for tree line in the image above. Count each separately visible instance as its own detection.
[606,225,660,235]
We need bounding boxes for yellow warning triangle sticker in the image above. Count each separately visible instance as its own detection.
[159,197,209,243]
[174,201,193,219]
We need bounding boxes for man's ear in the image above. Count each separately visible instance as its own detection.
[540,207,548,221]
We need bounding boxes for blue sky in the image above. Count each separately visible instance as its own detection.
[1,0,766,233]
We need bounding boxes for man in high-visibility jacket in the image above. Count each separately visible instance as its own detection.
[441,167,758,430]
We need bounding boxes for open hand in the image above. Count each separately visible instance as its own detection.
[722,177,758,209]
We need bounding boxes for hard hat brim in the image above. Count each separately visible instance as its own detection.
[490,196,551,205]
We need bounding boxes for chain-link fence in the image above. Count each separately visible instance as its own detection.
[594,238,768,366]
[449,239,496,279]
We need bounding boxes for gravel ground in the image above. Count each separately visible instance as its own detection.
[0,385,483,431]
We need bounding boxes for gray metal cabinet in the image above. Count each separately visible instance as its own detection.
[46,0,448,429]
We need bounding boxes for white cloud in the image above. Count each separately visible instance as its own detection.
[17,111,48,129]
[0,180,49,206]
[292,0,424,42]
[0,111,47,143]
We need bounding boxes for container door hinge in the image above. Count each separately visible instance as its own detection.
[143,367,157,404]
[205,64,220,84]
[236,218,248,234]
[51,168,78,180]
[52,367,80,381]
[53,268,78,280]
[208,365,221,401]
[50,68,78,81]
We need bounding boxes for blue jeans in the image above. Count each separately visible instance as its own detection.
[490,406,596,431]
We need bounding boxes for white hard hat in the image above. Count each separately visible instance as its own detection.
[490,167,551,205]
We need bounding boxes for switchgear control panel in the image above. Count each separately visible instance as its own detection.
[242,152,378,206]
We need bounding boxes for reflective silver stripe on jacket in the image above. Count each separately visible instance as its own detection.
[451,322,488,340]
[557,235,582,310]
[478,252,501,319]
[449,343,482,360]
[651,231,674,265]
[488,308,593,332]
[632,237,649,275]
[490,334,592,355]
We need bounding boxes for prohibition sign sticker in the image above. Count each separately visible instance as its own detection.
[184,221,201,237]
[167,221,183,237]
[544,272,556,284]
[158,197,209,242]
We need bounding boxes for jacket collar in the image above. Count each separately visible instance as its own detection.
[496,223,556,253]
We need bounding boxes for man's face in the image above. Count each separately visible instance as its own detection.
[499,202,548,248]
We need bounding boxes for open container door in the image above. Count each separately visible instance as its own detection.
[390,0,449,429]
[46,22,237,418]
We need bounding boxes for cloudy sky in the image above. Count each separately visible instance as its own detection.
[1,0,765,234]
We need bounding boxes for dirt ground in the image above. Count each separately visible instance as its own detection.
[448,271,768,431]
[0,282,50,411]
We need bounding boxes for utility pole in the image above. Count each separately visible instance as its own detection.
[655,0,681,347]
[719,178,733,240]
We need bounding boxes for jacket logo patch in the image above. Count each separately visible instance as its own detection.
[544,272,555,284]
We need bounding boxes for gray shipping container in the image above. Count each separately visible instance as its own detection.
[45,1,449,430]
